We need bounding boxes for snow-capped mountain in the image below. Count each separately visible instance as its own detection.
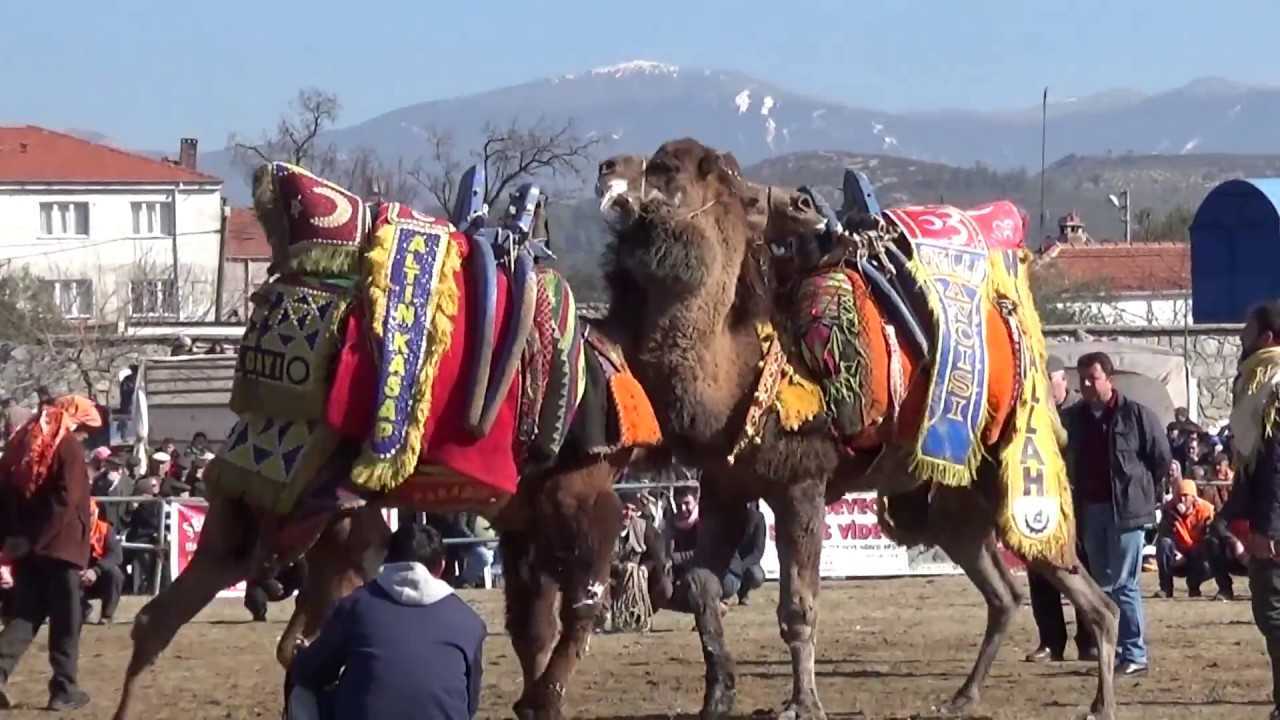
[200,61,1280,203]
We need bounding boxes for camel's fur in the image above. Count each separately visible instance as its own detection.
[113,386,631,720]
[598,138,1120,720]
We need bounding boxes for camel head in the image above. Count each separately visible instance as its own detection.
[605,138,766,304]
[601,138,783,450]
[596,154,649,222]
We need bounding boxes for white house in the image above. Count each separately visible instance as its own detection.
[1035,212,1191,326]
[0,126,225,325]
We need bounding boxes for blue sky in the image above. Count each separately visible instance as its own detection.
[4,0,1277,150]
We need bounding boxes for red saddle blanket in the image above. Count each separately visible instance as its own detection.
[325,231,520,508]
[883,200,1025,251]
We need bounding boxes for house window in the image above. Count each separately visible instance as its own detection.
[41,279,94,319]
[131,201,174,236]
[38,202,89,236]
[129,278,178,317]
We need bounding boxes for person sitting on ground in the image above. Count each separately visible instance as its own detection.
[1156,478,1216,598]
[607,490,672,627]
[722,501,766,606]
[288,523,486,720]
[80,499,124,625]
[1200,452,1235,513]
[664,486,700,580]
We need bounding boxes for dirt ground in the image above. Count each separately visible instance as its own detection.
[0,572,1270,719]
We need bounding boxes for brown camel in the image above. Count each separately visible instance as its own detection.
[595,139,1120,720]
[111,165,653,720]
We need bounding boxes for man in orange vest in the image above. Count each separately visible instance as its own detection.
[1155,478,1216,597]
[80,499,123,625]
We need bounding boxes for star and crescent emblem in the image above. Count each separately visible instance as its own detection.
[308,185,354,229]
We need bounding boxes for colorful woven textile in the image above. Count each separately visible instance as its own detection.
[206,416,339,514]
[262,162,369,276]
[351,203,461,491]
[230,278,351,421]
[794,268,867,438]
[886,205,993,487]
[325,227,521,499]
[513,269,586,465]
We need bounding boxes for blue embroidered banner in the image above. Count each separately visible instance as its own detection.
[914,242,990,472]
[370,225,447,458]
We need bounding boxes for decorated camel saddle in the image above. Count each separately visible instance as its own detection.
[207,162,660,523]
[771,183,1071,565]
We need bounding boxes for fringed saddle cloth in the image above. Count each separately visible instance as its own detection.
[788,200,1076,568]
[211,162,663,525]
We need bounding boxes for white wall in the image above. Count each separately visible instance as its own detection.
[1052,295,1190,326]
[0,183,224,322]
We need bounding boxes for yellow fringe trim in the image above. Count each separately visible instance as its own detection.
[990,249,1075,568]
[351,227,462,491]
[289,244,363,278]
[776,371,823,432]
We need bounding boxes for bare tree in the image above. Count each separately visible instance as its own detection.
[231,88,342,178]
[410,118,600,214]
[334,147,421,206]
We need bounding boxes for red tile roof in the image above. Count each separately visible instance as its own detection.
[0,126,220,184]
[224,208,271,260]
[1037,242,1190,295]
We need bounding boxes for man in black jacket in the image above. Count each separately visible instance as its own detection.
[721,501,766,605]
[1220,301,1280,720]
[1063,351,1171,677]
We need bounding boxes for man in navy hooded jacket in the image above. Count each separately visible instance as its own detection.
[289,522,486,719]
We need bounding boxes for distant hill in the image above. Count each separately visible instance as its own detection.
[194,60,1280,203]
[747,151,1280,241]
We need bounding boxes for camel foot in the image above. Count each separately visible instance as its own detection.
[774,695,828,720]
[513,683,565,720]
[1081,698,1115,720]
[700,681,735,719]
[931,691,979,717]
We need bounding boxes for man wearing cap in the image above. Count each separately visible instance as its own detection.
[0,395,102,710]
[1025,354,1099,663]
[1155,478,1216,597]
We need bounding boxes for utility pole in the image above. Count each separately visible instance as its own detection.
[1108,189,1130,244]
[1121,189,1130,245]
[1039,87,1048,240]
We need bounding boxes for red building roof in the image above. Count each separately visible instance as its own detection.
[1037,242,1190,295]
[0,126,220,184]
[224,208,271,260]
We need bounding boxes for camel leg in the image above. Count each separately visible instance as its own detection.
[1029,559,1120,720]
[113,498,259,720]
[929,532,1019,716]
[277,507,390,667]
[526,467,624,720]
[504,531,562,720]
[771,481,827,720]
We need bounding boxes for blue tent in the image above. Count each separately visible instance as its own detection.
[1191,178,1280,323]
